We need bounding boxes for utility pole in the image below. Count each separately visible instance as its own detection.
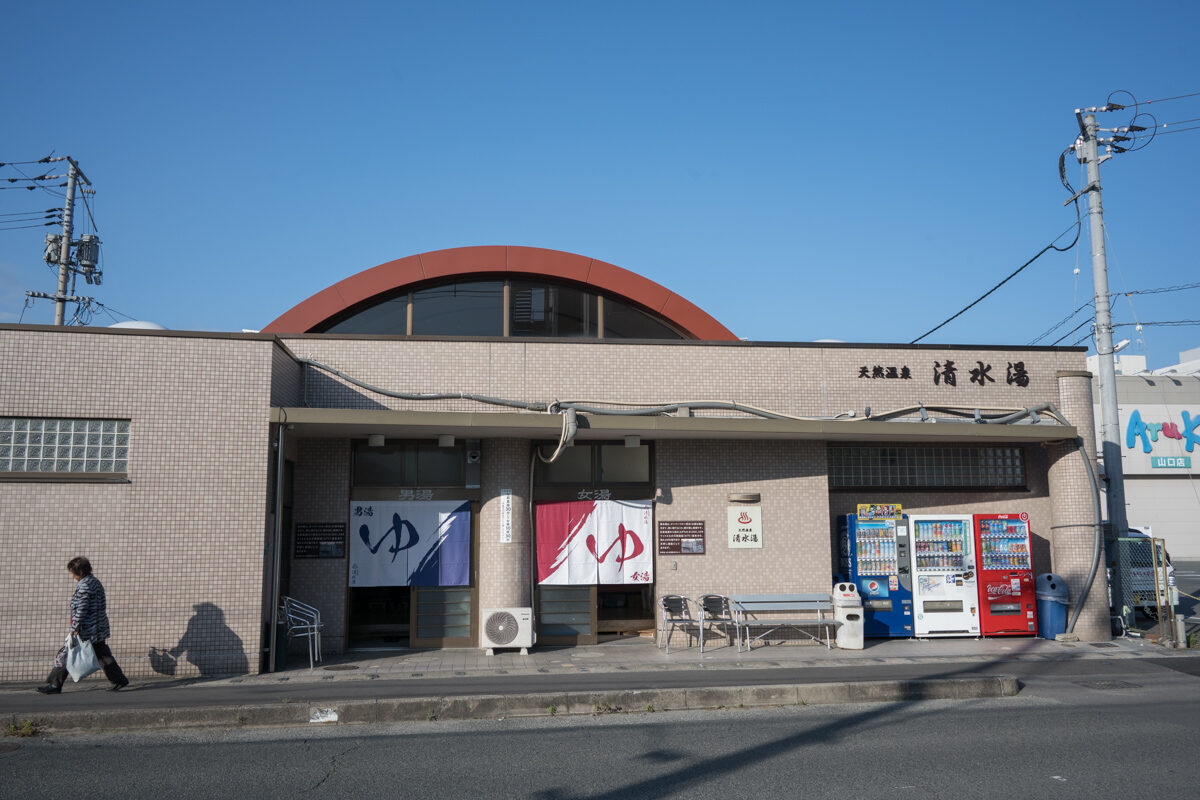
[53,158,90,325]
[1078,111,1129,539]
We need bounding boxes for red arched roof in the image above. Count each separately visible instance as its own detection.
[262,245,738,340]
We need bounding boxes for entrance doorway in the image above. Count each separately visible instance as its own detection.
[597,585,653,634]
[532,440,656,645]
[349,586,410,648]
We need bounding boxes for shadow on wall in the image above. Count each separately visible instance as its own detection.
[303,367,388,410]
[149,602,249,677]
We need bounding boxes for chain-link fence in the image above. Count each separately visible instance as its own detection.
[1109,536,1175,642]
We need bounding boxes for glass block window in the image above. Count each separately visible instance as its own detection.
[828,445,1025,489]
[0,418,130,474]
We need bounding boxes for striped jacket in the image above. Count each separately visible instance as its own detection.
[70,575,111,643]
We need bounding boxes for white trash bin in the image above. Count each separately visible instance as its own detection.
[832,582,864,650]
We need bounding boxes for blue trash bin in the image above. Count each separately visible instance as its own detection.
[1036,573,1070,639]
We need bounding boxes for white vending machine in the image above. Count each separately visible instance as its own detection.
[907,514,980,637]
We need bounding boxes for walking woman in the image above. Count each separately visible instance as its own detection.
[37,556,129,693]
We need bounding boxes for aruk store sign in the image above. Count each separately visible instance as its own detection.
[1125,409,1200,453]
[1114,406,1200,476]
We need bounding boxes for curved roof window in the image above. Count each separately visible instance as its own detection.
[320,277,686,340]
[262,246,737,340]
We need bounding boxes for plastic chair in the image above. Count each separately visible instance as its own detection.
[658,595,698,655]
[697,594,737,652]
[281,596,323,669]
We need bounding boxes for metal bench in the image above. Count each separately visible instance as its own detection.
[729,593,841,651]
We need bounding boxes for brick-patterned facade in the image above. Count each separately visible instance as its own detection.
[0,324,1106,681]
[478,439,533,610]
[655,440,830,600]
[1047,371,1108,640]
[0,328,273,682]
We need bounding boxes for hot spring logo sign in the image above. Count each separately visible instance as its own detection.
[1125,409,1200,454]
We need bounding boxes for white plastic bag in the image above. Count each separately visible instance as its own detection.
[66,634,101,682]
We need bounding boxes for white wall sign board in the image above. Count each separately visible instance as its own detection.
[728,505,763,548]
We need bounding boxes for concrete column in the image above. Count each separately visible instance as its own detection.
[477,439,532,610]
[1047,370,1109,641]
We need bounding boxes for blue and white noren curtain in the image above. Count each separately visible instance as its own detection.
[349,500,471,587]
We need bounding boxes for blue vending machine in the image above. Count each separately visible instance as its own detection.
[838,510,914,637]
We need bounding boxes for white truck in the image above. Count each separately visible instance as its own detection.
[1122,529,1176,617]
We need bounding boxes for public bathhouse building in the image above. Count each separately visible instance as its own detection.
[0,246,1108,680]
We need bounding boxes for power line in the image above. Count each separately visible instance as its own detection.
[0,154,61,167]
[77,188,99,233]
[909,221,1080,344]
[1130,123,1200,143]
[1142,90,1200,105]
[92,300,135,322]
[0,213,61,224]
[1121,280,1200,297]
[0,221,60,231]
[3,174,67,183]
[1029,299,1094,345]
[1,161,70,199]
[1114,320,1200,328]
[0,208,60,217]
[1052,317,1096,346]
[1158,116,1200,127]
[0,183,67,192]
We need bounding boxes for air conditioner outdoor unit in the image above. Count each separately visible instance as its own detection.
[481,607,535,655]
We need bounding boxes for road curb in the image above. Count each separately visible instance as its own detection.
[12,676,1019,734]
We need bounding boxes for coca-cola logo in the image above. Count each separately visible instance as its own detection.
[986,583,1016,596]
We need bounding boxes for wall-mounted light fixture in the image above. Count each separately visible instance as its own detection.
[367,434,385,447]
[624,435,641,448]
[438,434,455,448]
[728,493,761,503]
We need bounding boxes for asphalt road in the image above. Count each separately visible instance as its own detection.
[5,663,1199,800]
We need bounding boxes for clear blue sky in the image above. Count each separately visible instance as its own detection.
[3,2,1197,368]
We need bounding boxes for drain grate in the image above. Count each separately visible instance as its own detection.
[323,664,359,671]
[1075,680,1141,690]
[1090,642,1119,648]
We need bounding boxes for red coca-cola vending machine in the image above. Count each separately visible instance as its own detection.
[974,513,1036,636]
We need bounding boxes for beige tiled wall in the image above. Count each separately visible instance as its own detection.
[282,338,1081,419]
[0,329,274,681]
[653,440,831,600]
[287,438,351,655]
[478,439,533,610]
[1048,372,1108,640]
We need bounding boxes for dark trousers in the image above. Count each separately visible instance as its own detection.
[47,641,128,689]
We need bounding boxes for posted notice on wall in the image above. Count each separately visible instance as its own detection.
[499,489,513,543]
[658,520,706,555]
[294,523,347,559]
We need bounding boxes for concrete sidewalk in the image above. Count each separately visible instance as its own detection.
[4,634,1195,733]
